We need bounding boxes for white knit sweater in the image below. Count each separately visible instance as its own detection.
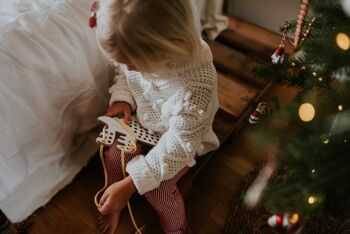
[109,41,220,195]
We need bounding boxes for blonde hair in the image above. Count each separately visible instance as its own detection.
[96,0,201,72]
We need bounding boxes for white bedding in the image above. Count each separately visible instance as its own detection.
[0,0,109,222]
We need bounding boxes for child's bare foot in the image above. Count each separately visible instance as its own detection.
[97,212,120,234]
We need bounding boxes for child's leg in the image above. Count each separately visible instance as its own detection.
[103,143,126,186]
[98,138,150,234]
[144,166,190,234]
[98,141,125,234]
[103,139,150,184]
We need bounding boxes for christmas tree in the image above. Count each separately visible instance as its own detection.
[247,0,350,230]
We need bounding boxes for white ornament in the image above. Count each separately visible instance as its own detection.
[341,0,350,16]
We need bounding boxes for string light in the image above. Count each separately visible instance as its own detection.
[336,33,350,50]
[321,134,330,144]
[299,103,316,122]
[318,77,323,82]
[312,72,317,77]
[289,213,299,224]
[311,169,316,173]
[308,196,317,204]
[338,105,343,111]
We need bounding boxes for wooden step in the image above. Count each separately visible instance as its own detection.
[218,29,268,63]
[218,15,294,59]
[207,40,266,89]
[217,72,258,118]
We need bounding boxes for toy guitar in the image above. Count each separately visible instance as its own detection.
[95,116,160,234]
[96,116,160,150]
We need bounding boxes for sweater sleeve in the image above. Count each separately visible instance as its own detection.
[109,65,136,111]
[125,71,217,195]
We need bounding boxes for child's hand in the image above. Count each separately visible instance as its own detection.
[98,176,136,215]
[105,101,132,124]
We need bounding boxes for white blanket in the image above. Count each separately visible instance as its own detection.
[0,0,109,222]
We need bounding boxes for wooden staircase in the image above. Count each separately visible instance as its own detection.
[26,15,292,234]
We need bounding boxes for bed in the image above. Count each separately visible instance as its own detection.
[0,0,110,222]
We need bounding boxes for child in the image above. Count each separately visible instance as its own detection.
[95,0,220,233]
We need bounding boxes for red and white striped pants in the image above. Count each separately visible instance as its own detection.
[104,140,189,234]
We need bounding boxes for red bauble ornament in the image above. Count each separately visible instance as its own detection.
[249,101,269,125]
[268,213,302,233]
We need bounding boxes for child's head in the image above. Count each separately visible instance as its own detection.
[96,0,201,72]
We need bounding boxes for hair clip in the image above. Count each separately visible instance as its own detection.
[89,1,99,28]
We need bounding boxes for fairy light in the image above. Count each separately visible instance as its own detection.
[311,169,316,173]
[336,33,350,50]
[312,72,317,77]
[299,103,316,122]
[338,105,343,111]
[318,77,323,81]
[289,213,299,224]
[323,138,330,144]
[308,196,317,204]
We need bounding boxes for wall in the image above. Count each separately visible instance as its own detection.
[228,0,301,32]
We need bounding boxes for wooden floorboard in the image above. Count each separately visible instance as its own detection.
[208,40,266,89]
[223,15,294,57]
[217,72,258,118]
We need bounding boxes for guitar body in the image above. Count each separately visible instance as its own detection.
[95,116,159,205]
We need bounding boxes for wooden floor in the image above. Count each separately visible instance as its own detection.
[26,122,266,234]
[25,15,298,234]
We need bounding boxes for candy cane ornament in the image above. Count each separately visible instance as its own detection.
[271,0,310,64]
[293,0,310,48]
